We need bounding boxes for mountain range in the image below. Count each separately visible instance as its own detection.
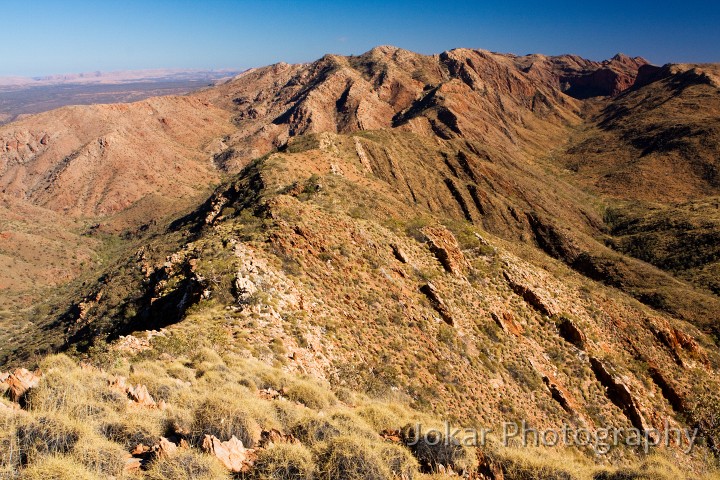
[1,46,719,479]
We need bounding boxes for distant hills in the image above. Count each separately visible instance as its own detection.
[0,69,243,125]
[0,68,242,87]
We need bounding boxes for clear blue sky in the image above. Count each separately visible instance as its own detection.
[1,0,718,76]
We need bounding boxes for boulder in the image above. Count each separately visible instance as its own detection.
[154,437,179,459]
[390,243,409,264]
[202,435,257,473]
[1,368,41,402]
[124,456,142,472]
[127,384,157,407]
[108,375,159,408]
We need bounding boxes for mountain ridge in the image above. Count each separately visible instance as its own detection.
[2,45,720,478]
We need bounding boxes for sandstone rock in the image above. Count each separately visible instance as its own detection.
[154,437,179,459]
[235,260,263,305]
[556,315,586,350]
[473,232,492,247]
[420,283,454,326]
[127,384,157,407]
[1,368,41,402]
[528,358,591,426]
[648,365,686,413]
[258,388,282,400]
[503,271,557,317]
[114,334,152,354]
[590,357,652,435]
[108,375,159,408]
[124,456,142,472]
[202,435,257,473]
[421,226,469,276]
[354,137,373,172]
[650,324,708,367]
[380,429,403,443]
[259,428,299,448]
[131,444,150,456]
[542,376,575,414]
[491,311,524,336]
[390,243,409,264]
[477,449,504,480]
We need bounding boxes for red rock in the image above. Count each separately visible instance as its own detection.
[124,457,142,472]
[127,384,157,407]
[259,429,299,448]
[421,226,469,276]
[380,429,402,443]
[1,368,41,402]
[491,311,524,336]
[108,375,159,408]
[202,435,257,473]
[154,437,178,459]
[131,444,150,455]
[420,283,454,326]
[258,388,282,400]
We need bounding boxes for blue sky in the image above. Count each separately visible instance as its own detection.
[1,0,718,76]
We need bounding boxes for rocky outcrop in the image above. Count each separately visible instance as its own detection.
[155,437,180,459]
[556,315,586,350]
[648,366,686,413]
[589,358,652,434]
[503,271,558,317]
[420,283,454,325]
[650,323,707,367]
[553,53,649,98]
[491,311,524,336]
[390,243,409,264]
[420,226,469,276]
[0,130,51,169]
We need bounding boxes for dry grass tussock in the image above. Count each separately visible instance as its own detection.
[2,352,720,479]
